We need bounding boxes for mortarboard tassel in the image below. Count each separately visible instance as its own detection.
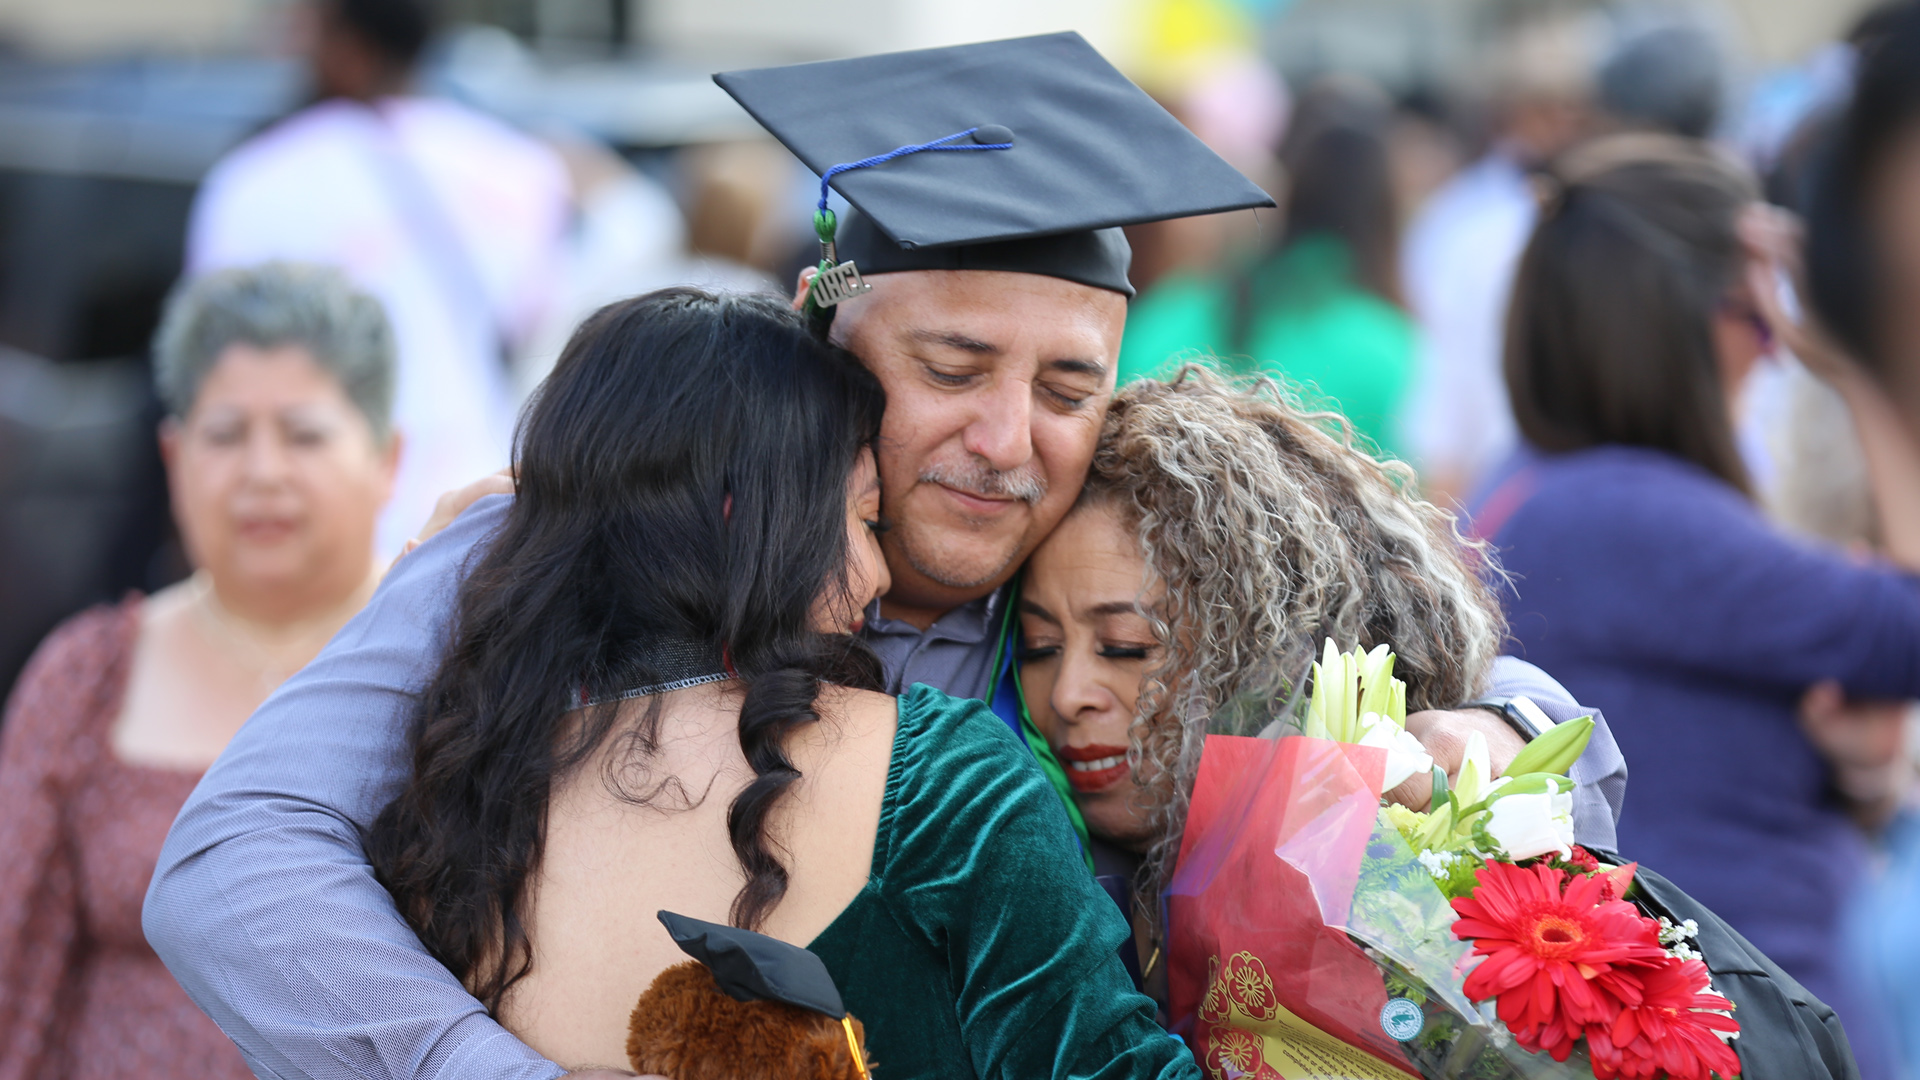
[806,127,1014,313]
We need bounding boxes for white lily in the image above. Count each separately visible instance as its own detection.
[1483,787,1576,861]
[1356,712,1434,794]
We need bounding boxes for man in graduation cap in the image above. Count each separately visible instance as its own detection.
[145,33,1625,1080]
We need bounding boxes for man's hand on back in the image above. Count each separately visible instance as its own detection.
[393,468,515,563]
[1385,708,1529,811]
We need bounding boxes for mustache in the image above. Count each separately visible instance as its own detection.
[919,458,1047,504]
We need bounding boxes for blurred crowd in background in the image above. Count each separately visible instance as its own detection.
[6,0,1920,1075]
[0,0,1884,694]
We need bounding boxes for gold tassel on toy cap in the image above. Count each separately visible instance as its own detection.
[840,1015,872,1080]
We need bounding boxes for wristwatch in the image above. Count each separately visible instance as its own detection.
[1462,695,1557,742]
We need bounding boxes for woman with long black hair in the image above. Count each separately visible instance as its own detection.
[363,288,1198,1079]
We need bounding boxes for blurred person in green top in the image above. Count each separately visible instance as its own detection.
[1118,80,1414,456]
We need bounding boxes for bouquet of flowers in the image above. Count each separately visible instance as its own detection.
[1165,642,1741,1080]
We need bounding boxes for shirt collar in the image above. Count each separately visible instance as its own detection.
[862,585,1010,645]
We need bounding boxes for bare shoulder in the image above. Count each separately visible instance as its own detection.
[788,685,897,767]
[817,685,898,725]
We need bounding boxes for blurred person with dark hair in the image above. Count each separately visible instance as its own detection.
[188,0,569,558]
[1793,5,1920,1074]
[1474,136,1920,1080]
[1117,78,1416,456]
[1597,24,1726,140]
[1804,1,1920,418]
[1400,15,1601,503]
[0,263,397,1080]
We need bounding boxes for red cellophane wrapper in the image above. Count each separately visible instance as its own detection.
[1167,735,1591,1080]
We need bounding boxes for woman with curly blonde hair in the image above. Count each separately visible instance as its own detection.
[1016,366,1608,990]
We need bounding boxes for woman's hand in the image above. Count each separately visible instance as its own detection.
[1740,204,1859,385]
[1743,203,1920,571]
[397,468,516,559]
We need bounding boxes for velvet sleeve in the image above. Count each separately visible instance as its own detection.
[886,687,1200,1080]
[0,609,121,1080]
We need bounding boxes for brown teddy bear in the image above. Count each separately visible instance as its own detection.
[627,911,873,1080]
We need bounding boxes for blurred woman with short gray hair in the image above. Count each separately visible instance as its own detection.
[0,262,398,1080]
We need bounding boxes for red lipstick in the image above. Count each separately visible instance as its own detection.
[1055,743,1130,793]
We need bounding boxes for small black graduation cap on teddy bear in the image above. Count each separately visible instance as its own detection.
[626,911,872,1080]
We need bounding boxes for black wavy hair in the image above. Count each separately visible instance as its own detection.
[365,288,887,1011]
[1805,1,1920,369]
[330,0,437,66]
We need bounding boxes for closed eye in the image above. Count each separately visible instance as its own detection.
[1016,645,1061,663]
[1099,645,1152,660]
[1041,383,1093,409]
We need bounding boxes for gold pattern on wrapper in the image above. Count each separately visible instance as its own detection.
[1198,951,1417,1080]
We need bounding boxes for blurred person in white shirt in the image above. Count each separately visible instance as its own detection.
[188,0,569,555]
[1403,20,1732,506]
[1399,18,1600,504]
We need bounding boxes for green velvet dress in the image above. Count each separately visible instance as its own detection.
[807,684,1198,1080]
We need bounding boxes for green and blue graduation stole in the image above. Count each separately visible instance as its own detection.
[984,575,1096,874]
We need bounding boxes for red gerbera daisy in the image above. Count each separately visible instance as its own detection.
[1451,861,1668,1058]
[1586,958,1740,1080]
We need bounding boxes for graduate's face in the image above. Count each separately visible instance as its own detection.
[815,448,891,634]
[832,270,1126,621]
[1018,501,1163,850]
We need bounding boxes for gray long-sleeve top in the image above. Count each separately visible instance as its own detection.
[144,495,1627,1080]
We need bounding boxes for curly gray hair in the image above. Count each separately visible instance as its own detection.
[153,262,397,441]
[1080,366,1507,906]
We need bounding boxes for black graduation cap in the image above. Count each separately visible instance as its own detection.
[657,910,846,1019]
[714,31,1276,298]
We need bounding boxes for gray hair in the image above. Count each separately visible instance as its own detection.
[153,262,397,441]
[1082,365,1507,912]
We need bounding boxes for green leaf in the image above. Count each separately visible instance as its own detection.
[1504,716,1594,778]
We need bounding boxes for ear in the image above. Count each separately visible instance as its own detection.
[792,266,818,312]
[378,424,405,478]
[158,416,180,471]
[378,428,405,492]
